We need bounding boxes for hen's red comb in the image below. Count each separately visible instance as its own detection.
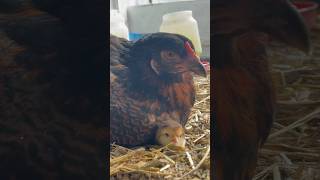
[184,41,196,58]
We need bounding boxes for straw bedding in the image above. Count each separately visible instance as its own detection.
[254,27,320,180]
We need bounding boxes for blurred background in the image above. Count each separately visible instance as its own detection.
[255,1,320,179]
[110,0,210,59]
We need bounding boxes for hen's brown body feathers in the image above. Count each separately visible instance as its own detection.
[214,32,275,179]
[0,0,107,179]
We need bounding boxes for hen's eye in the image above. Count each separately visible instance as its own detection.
[162,51,177,59]
[167,52,175,57]
[165,133,169,137]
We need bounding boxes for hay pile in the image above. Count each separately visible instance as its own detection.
[254,29,320,180]
[110,74,210,180]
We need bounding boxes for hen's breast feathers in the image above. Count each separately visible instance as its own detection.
[111,67,195,122]
[215,32,275,146]
[110,72,195,146]
[212,31,276,180]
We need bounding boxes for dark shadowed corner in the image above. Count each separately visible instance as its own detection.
[0,0,108,179]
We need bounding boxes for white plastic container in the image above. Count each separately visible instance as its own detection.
[160,11,202,56]
[110,10,129,40]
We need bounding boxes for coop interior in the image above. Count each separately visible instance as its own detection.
[110,0,320,179]
[110,0,210,179]
[255,1,320,179]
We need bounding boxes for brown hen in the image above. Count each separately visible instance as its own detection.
[110,33,206,147]
[213,0,310,179]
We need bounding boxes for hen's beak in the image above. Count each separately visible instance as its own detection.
[256,0,310,54]
[187,55,207,77]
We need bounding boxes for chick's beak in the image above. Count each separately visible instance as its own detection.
[171,136,186,150]
[187,55,207,77]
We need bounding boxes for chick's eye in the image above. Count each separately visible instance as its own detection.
[164,133,169,137]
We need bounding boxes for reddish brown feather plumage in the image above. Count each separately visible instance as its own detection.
[0,0,107,179]
[213,32,275,179]
[213,0,309,179]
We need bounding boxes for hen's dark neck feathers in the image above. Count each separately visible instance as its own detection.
[125,47,183,93]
